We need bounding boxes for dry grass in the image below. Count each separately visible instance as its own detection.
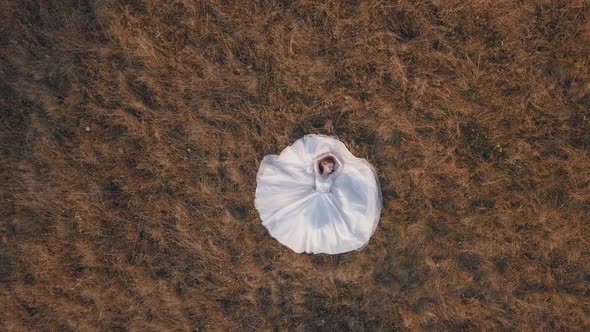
[1,0,590,330]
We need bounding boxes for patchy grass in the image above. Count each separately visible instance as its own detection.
[1,0,590,330]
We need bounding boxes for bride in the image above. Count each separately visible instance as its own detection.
[255,134,382,254]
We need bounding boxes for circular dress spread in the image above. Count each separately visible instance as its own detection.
[255,134,382,254]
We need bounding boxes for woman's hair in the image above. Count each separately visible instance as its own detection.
[318,156,336,174]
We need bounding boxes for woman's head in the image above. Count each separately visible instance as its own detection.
[319,156,335,175]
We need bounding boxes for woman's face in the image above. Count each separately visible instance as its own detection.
[321,160,334,174]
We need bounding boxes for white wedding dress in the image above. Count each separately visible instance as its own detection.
[255,134,382,254]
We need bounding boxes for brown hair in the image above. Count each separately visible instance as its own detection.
[318,156,336,174]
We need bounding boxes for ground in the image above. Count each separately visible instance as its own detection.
[1,0,590,331]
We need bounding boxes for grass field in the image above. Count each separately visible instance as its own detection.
[1,0,590,330]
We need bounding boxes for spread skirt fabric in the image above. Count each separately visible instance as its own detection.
[255,134,382,254]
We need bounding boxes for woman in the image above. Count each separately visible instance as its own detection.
[255,134,382,254]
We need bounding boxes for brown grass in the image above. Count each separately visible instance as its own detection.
[1,0,590,330]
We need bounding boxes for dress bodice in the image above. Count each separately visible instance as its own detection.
[315,175,333,193]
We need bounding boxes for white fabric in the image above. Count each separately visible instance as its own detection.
[255,134,382,254]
